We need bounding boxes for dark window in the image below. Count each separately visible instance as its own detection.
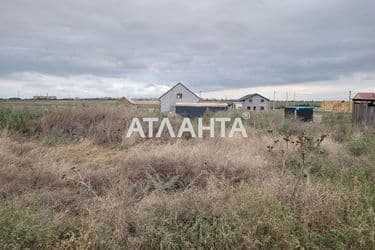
[247,106,251,110]
[260,99,264,102]
[249,99,253,103]
[260,106,265,110]
[253,107,256,111]
[177,93,183,99]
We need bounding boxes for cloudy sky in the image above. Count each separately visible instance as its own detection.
[0,0,374,100]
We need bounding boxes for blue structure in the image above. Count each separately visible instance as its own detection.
[284,106,315,122]
[175,103,228,118]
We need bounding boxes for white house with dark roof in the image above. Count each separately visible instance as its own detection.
[159,83,200,112]
[234,93,270,111]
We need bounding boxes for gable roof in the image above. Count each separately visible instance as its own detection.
[238,93,270,102]
[353,92,375,101]
[159,82,200,100]
[119,96,136,105]
[176,102,228,107]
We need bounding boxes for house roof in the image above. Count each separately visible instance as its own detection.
[119,96,136,105]
[175,102,228,107]
[238,93,270,101]
[158,82,200,100]
[353,92,375,101]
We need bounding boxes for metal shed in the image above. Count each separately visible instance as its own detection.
[284,106,314,122]
[352,92,375,126]
[175,103,228,118]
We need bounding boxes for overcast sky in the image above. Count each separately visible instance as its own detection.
[0,0,374,100]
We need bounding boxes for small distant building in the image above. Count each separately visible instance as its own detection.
[352,92,375,126]
[284,106,314,122]
[33,95,57,100]
[232,93,270,111]
[119,96,136,106]
[159,83,200,113]
[175,102,228,118]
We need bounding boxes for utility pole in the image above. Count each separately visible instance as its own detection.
[273,91,276,110]
[349,91,352,102]
[293,92,296,106]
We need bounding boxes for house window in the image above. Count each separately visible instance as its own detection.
[260,99,264,103]
[253,107,256,111]
[249,99,253,103]
[260,106,265,110]
[177,93,183,99]
[247,106,251,110]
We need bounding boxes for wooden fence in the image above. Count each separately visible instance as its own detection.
[352,102,375,125]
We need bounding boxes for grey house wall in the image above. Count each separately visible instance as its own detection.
[160,84,200,112]
[242,95,269,111]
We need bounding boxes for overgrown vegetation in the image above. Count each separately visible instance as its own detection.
[0,109,40,133]
[0,106,374,249]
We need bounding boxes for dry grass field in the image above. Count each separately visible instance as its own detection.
[0,99,160,111]
[0,101,374,249]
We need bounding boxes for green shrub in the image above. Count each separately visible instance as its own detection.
[0,204,51,249]
[133,190,313,249]
[310,151,339,180]
[322,112,351,126]
[0,203,85,249]
[319,229,347,249]
[322,112,353,142]
[245,110,284,132]
[0,109,40,133]
[347,135,375,156]
[40,136,58,146]
[278,121,291,135]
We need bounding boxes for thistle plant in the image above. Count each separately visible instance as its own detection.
[267,133,327,201]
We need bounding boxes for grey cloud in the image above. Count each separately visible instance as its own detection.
[0,0,374,97]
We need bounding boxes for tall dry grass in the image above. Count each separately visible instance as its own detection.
[27,106,139,144]
[0,108,374,249]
